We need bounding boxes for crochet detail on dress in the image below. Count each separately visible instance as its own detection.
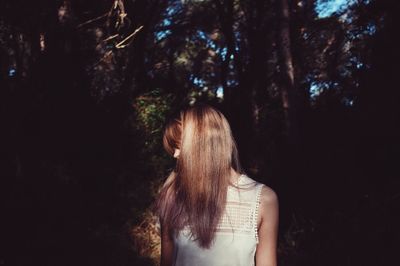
[216,201,254,234]
[215,175,264,240]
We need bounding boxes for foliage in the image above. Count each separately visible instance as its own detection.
[132,89,173,149]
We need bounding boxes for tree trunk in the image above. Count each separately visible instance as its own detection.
[277,0,296,136]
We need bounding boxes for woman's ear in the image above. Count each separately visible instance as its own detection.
[173,149,180,158]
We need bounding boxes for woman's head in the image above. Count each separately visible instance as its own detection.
[163,104,241,171]
[159,104,242,248]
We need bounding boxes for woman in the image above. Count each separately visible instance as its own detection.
[156,104,279,266]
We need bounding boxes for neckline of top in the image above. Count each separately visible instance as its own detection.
[238,174,245,183]
[231,173,245,187]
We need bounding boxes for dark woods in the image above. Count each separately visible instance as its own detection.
[1,0,399,265]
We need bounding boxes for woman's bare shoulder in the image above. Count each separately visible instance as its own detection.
[257,184,279,230]
[259,184,279,208]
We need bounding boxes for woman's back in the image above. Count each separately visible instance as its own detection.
[173,174,264,266]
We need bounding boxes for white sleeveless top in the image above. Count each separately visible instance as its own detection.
[172,174,264,266]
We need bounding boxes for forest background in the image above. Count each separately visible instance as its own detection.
[1,0,399,265]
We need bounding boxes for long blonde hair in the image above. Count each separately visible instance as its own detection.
[157,104,242,248]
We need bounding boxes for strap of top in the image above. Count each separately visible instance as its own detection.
[254,183,264,244]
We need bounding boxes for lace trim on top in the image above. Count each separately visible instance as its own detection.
[254,184,263,243]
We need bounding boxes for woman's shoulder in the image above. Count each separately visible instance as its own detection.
[259,185,278,205]
[257,183,279,222]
